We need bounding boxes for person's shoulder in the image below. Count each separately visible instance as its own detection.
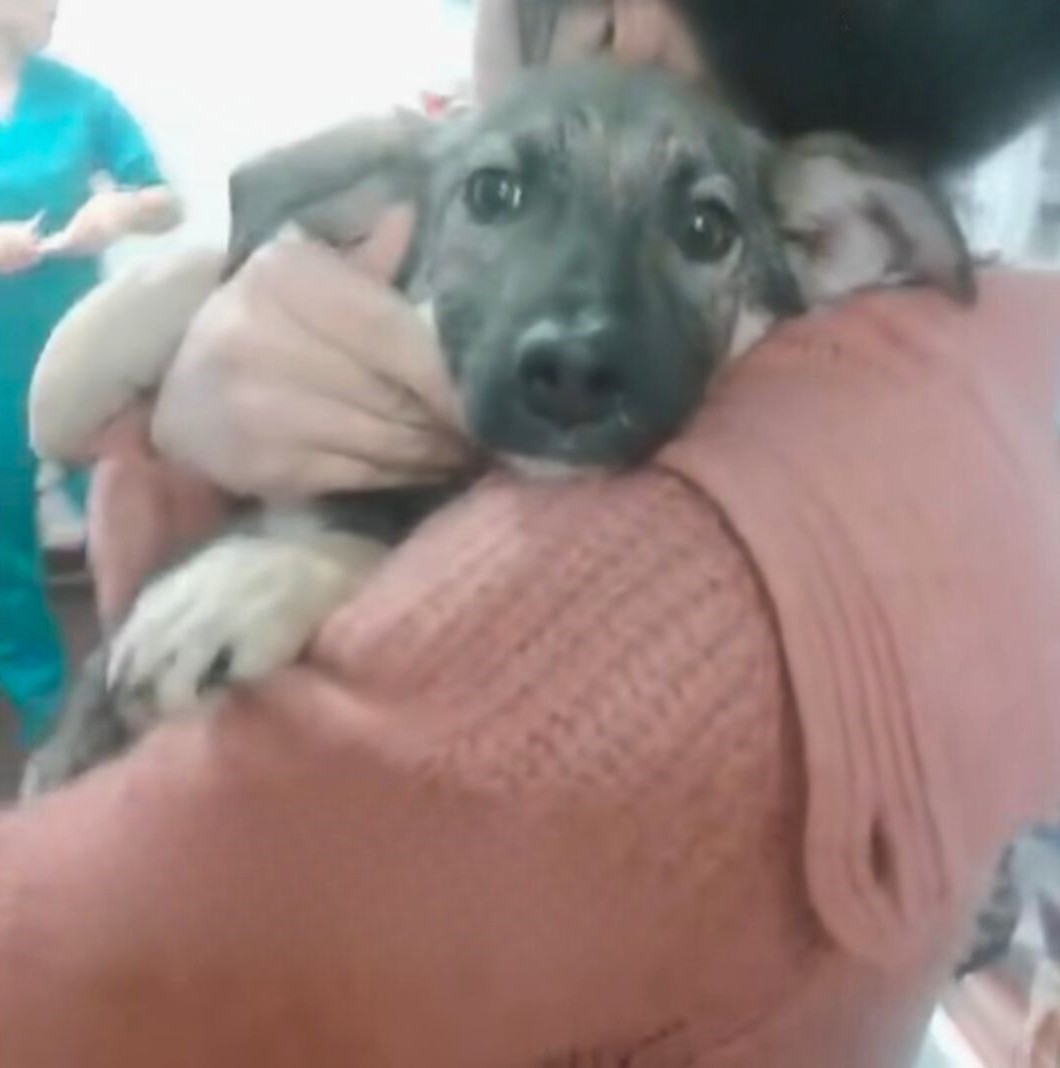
[23,55,113,105]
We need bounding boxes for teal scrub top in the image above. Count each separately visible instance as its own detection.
[0,55,164,381]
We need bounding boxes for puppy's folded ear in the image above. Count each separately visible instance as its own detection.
[225,111,436,277]
[768,134,975,306]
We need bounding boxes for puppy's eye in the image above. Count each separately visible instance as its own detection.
[465,168,526,224]
[675,198,739,263]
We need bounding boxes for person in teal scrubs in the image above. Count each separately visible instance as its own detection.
[0,0,180,746]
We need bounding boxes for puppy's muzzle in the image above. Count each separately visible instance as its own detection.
[515,318,626,431]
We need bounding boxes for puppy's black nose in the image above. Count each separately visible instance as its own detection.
[516,325,624,429]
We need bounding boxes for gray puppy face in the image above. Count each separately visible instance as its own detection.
[414,64,802,467]
[229,62,973,472]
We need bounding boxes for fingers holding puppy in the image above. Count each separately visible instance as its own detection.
[152,221,470,501]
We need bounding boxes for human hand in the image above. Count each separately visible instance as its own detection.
[474,0,705,103]
[0,215,43,275]
[40,191,138,258]
[152,206,471,499]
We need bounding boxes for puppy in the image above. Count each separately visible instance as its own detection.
[21,61,973,798]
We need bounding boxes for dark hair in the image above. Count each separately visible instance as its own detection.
[678,0,1060,171]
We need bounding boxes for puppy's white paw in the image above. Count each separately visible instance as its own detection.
[107,536,358,730]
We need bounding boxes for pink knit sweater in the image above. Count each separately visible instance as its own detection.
[2,274,1059,1066]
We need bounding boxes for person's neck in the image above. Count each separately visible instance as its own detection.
[0,33,24,80]
[0,36,23,117]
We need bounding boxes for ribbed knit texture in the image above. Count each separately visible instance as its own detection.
[1,273,1059,1067]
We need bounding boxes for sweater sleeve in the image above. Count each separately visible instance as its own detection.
[0,471,824,1068]
[658,271,1060,966]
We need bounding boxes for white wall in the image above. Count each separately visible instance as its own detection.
[49,0,473,267]
[956,123,1052,264]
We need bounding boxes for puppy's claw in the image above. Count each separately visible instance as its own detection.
[198,646,234,695]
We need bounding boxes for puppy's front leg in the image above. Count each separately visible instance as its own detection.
[108,506,388,731]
